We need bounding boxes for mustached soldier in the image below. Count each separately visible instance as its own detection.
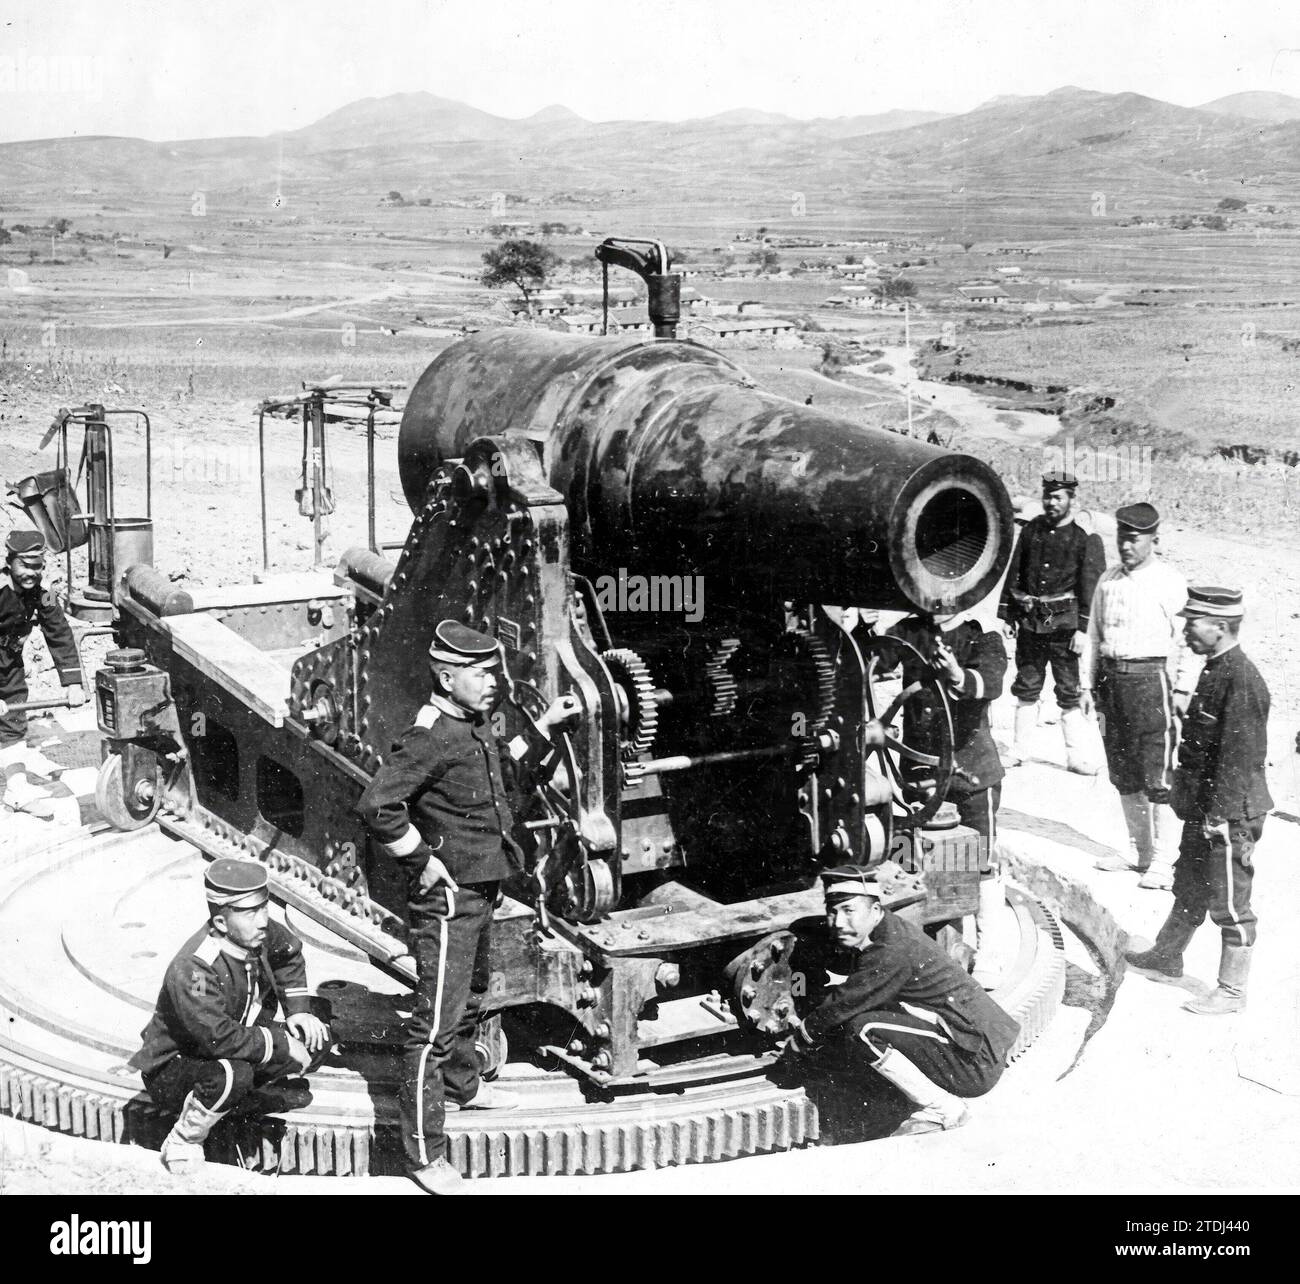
[784,865,1021,1135]
[1125,588,1272,1015]
[132,859,331,1172]
[0,530,86,816]
[357,620,579,1196]
[1000,470,1107,774]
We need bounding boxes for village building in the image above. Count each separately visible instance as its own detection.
[690,316,799,346]
[958,284,1011,304]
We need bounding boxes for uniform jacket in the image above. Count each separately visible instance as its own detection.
[795,910,1021,1062]
[0,577,82,685]
[1174,645,1273,822]
[999,515,1107,634]
[890,618,1007,797]
[356,698,554,886]
[133,920,314,1079]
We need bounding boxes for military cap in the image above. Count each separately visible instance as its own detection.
[1179,586,1244,620]
[204,858,270,909]
[1115,501,1160,533]
[428,619,501,668]
[1041,469,1078,492]
[4,529,46,558]
[820,865,888,902]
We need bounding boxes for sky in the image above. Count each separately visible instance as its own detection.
[1,0,1298,143]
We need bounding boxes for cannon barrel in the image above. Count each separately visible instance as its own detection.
[399,330,1013,612]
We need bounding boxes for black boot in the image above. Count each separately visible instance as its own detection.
[1123,915,1195,979]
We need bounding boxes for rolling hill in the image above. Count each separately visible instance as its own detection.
[2,87,1295,209]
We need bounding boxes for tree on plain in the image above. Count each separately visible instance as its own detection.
[878,275,917,299]
[481,238,562,313]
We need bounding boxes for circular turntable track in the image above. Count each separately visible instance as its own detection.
[0,825,1064,1178]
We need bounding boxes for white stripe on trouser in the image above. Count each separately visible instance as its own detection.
[858,1020,950,1057]
[1223,832,1243,940]
[1156,670,1177,793]
[414,886,454,1167]
[210,1059,236,1112]
[900,1000,956,1040]
[985,791,995,869]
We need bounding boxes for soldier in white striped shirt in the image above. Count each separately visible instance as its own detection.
[1080,503,1200,890]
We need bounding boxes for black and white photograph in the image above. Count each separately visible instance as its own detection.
[0,0,1295,1232]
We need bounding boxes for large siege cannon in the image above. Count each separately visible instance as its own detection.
[98,327,1014,1087]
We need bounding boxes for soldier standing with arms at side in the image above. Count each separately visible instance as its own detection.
[0,530,85,816]
[357,620,578,1196]
[1125,588,1272,1015]
[1081,503,1199,890]
[1000,470,1107,774]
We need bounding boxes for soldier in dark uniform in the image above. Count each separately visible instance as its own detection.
[1125,587,1272,1016]
[783,865,1021,1135]
[886,611,1010,987]
[357,620,578,1195]
[0,529,85,816]
[999,470,1107,773]
[132,859,331,1172]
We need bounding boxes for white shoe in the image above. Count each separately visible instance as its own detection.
[2,774,56,817]
[890,1104,970,1136]
[408,1157,466,1195]
[448,1083,519,1111]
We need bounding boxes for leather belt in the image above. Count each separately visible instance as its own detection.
[1100,657,1166,672]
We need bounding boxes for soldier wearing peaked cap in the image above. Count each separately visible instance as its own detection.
[357,619,581,1195]
[1082,502,1200,891]
[781,865,1020,1137]
[1126,588,1273,1016]
[1,530,86,816]
[132,859,332,1172]
[882,607,1011,988]
[999,470,1107,775]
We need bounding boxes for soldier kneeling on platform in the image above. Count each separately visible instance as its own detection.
[132,859,331,1172]
[782,865,1021,1136]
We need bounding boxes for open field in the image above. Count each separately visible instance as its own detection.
[3,188,1298,541]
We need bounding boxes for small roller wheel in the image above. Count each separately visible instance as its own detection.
[475,1017,509,1082]
[95,751,161,831]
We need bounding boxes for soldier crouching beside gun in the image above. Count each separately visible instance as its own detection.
[356,620,580,1196]
[131,859,332,1173]
[780,866,1021,1136]
[1125,587,1272,1016]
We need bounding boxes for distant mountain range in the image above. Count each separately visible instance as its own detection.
[3,86,1296,205]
